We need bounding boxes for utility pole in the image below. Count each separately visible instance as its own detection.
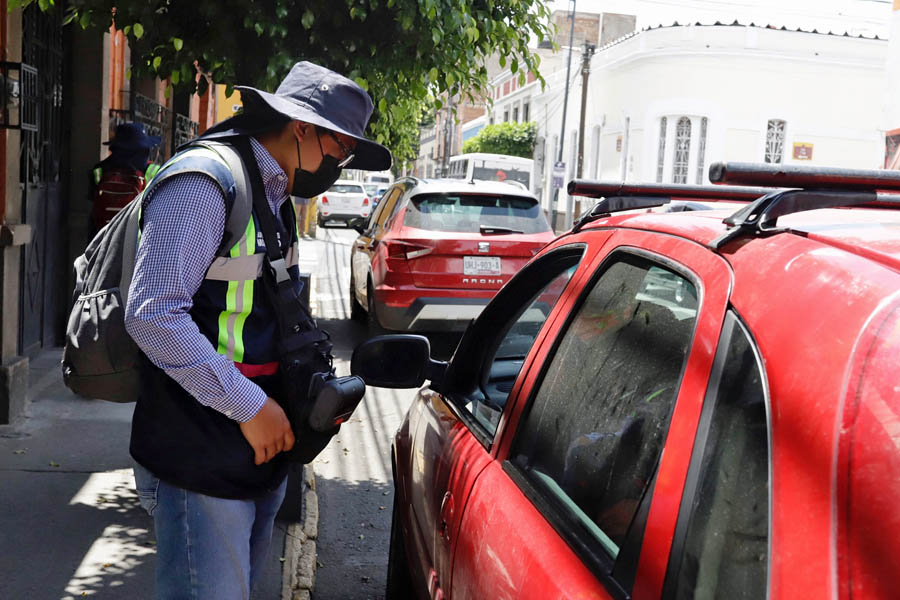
[575,41,596,219]
[550,0,576,232]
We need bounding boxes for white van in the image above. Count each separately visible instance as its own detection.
[446,153,534,191]
[364,171,394,186]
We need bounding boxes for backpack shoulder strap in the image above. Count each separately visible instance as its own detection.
[139,140,252,257]
[118,199,143,309]
[190,141,252,257]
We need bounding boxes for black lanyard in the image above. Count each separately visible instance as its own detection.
[231,137,324,354]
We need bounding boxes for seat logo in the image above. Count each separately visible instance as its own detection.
[478,242,490,253]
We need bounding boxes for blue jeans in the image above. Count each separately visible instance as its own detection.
[133,462,288,600]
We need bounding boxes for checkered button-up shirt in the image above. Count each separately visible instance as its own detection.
[125,137,291,423]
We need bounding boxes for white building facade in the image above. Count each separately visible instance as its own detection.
[483,22,887,227]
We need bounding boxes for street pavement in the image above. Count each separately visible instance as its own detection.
[301,225,460,600]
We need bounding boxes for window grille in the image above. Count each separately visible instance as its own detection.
[656,117,667,183]
[765,119,786,163]
[696,117,708,184]
[672,117,692,184]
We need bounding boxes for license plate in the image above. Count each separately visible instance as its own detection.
[464,256,501,276]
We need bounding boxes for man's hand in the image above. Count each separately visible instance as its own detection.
[239,397,296,465]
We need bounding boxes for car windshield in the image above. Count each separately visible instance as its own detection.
[364,184,378,196]
[329,184,364,194]
[403,193,552,234]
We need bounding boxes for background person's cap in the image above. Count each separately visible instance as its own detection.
[236,61,392,172]
[104,122,161,151]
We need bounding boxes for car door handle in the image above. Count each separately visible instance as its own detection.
[439,491,454,543]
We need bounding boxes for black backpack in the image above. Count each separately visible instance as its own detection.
[62,141,252,402]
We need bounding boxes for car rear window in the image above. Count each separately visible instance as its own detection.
[329,184,364,194]
[403,193,552,234]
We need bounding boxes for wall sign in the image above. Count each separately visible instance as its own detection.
[793,142,814,161]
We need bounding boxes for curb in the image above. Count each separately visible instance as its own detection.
[282,465,319,600]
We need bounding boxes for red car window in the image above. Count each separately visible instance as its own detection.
[508,253,699,586]
[665,311,769,600]
[403,193,552,234]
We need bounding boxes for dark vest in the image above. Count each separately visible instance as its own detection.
[129,142,302,499]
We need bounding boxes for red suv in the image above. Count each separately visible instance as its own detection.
[352,163,900,600]
[349,178,555,331]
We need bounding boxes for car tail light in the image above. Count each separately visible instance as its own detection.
[363,197,369,206]
[384,241,433,264]
[321,195,328,204]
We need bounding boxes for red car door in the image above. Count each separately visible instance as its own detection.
[448,228,733,600]
[399,239,605,599]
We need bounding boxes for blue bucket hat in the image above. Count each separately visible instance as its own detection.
[105,122,161,151]
[234,61,392,171]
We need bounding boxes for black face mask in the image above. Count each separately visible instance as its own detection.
[291,131,343,198]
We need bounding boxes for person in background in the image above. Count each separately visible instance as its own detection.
[90,122,161,230]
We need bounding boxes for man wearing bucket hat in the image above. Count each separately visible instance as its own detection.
[89,122,162,230]
[124,62,391,599]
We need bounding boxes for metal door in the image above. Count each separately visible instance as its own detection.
[19,3,66,355]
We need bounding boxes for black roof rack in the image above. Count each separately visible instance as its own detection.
[706,162,900,249]
[709,162,900,191]
[567,180,773,200]
[567,165,900,245]
[567,180,774,232]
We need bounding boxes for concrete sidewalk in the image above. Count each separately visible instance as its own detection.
[0,348,318,600]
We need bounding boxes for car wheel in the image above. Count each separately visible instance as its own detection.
[318,215,327,228]
[349,274,365,322]
[385,494,415,600]
[367,281,384,335]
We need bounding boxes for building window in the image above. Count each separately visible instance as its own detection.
[656,117,668,183]
[696,117,708,184]
[672,117,692,184]
[504,108,510,122]
[513,105,520,122]
[765,119,786,164]
[523,102,530,122]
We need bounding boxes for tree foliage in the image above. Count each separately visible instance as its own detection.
[462,121,537,158]
[18,0,553,167]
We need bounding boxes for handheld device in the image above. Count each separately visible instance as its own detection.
[307,373,366,432]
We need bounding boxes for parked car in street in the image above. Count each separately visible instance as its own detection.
[349,177,555,332]
[318,180,371,227]
[352,163,900,600]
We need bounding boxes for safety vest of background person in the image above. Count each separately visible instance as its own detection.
[128,139,311,499]
[90,162,160,230]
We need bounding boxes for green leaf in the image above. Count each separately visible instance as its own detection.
[37,0,49,12]
[378,98,388,114]
[171,69,180,85]
[301,10,314,30]
[152,56,162,71]
[8,0,22,11]
[172,37,183,51]
[123,25,131,36]
[254,22,264,36]
[133,22,144,39]
[353,77,368,92]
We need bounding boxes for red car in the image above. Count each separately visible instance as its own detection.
[352,163,900,600]
[349,178,555,331]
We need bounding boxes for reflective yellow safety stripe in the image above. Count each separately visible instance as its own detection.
[93,167,103,185]
[144,163,161,181]
[217,217,256,362]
